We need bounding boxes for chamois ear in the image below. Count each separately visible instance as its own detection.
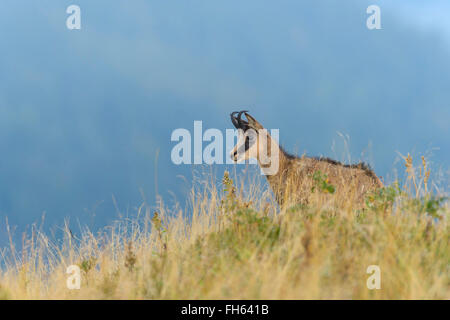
[245,113,264,131]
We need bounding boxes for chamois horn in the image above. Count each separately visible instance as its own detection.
[230,110,249,130]
[230,111,240,129]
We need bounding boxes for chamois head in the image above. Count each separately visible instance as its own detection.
[229,111,275,166]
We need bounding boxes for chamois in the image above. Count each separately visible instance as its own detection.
[230,111,383,209]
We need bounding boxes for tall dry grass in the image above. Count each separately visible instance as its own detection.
[0,156,448,299]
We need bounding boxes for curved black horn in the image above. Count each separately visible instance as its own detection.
[230,111,240,129]
[237,110,249,129]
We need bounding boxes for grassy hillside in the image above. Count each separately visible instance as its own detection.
[2,1,450,243]
[0,156,448,299]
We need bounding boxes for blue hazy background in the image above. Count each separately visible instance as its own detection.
[0,0,449,247]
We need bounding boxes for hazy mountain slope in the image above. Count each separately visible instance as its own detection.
[0,0,449,246]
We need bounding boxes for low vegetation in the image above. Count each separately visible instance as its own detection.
[0,155,448,299]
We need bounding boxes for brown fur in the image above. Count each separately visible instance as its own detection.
[265,147,383,209]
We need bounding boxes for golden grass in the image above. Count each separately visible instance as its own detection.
[0,157,448,299]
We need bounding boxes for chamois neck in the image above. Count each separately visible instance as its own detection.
[258,138,293,177]
[260,143,299,206]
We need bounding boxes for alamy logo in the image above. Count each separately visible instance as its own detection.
[66,5,81,30]
[366,5,382,30]
[66,265,81,289]
[366,265,381,290]
[170,120,280,175]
